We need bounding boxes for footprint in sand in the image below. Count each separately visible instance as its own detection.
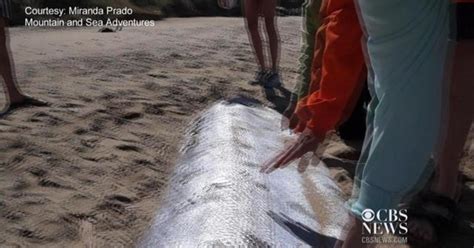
[17,228,44,241]
[38,177,74,190]
[121,112,142,120]
[29,167,47,177]
[107,194,133,204]
[143,103,165,116]
[147,73,169,79]
[74,127,88,135]
[28,112,64,126]
[80,138,99,149]
[115,144,142,152]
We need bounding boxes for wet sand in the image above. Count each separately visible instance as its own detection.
[0,17,472,247]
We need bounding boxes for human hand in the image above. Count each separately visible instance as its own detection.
[281,102,298,130]
[261,129,322,174]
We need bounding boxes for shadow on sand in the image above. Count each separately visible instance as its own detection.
[263,85,294,114]
[268,211,340,248]
[225,85,294,115]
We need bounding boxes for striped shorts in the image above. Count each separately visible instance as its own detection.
[0,0,12,20]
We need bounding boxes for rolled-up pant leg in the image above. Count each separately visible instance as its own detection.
[350,0,450,217]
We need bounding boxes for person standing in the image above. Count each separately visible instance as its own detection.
[0,0,47,116]
[283,0,370,145]
[263,0,452,246]
[219,0,282,88]
[338,0,451,246]
[261,0,367,174]
[405,1,474,245]
[282,0,321,129]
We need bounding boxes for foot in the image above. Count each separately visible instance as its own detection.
[408,176,463,243]
[249,70,268,86]
[403,191,458,247]
[1,95,49,116]
[264,71,282,89]
[10,95,49,107]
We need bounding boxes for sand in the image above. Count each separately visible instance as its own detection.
[0,17,472,248]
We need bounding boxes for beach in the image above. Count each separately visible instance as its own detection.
[0,17,472,247]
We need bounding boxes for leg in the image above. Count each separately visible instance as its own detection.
[261,0,280,72]
[283,0,323,129]
[346,0,450,246]
[243,0,266,70]
[292,0,322,102]
[433,40,474,199]
[0,17,48,114]
[407,5,474,243]
[0,17,23,103]
[293,0,329,131]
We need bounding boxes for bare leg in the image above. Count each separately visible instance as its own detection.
[0,18,48,114]
[244,0,266,70]
[0,18,24,103]
[262,0,280,72]
[433,41,474,199]
[407,38,474,245]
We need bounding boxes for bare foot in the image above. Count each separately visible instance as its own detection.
[1,95,49,116]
